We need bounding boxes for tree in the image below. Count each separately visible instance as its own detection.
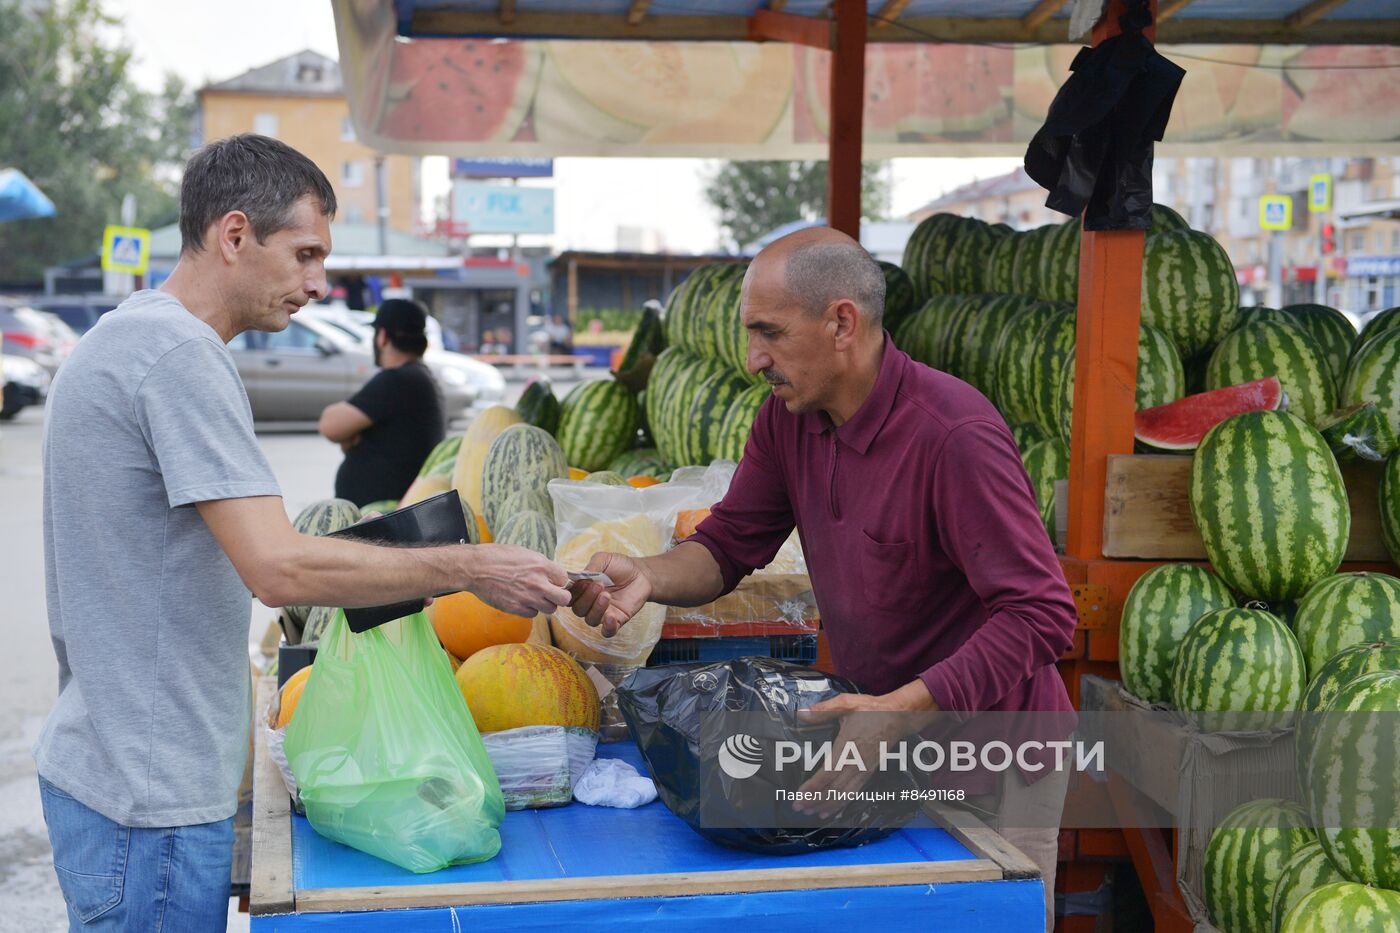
[701,160,890,252]
[0,0,196,285]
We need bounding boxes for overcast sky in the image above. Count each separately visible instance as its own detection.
[103,0,1019,253]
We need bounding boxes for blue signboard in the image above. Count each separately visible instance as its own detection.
[451,158,554,179]
[451,181,554,235]
[1348,255,1400,278]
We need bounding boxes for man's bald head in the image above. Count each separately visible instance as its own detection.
[754,226,886,329]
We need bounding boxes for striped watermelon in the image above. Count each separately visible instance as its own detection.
[1292,572,1400,680]
[557,380,639,473]
[1303,671,1400,890]
[1235,305,1294,330]
[1282,304,1356,386]
[1038,220,1080,304]
[1027,308,1077,431]
[418,435,462,478]
[292,498,361,536]
[1384,454,1400,568]
[1279,882,1400,933]
[1142,229,1241,359]
[1296,639,1400,802]
[662,264,713,351]
[1021,438,1069,542]
[1318,402,1398,463]
[877,261,917,334]
[515,378,561,435]
[1189,411,1349,601]
[679,370,750,465]
[498,487,555,526]
[1352,305,1400,360]
[583,470,628,486]
[660,356,728,466]
[613,304,668,394]
[1203,798,1315,933]
[903,213,966,301]
[1011,224,1055,297]
[1150,203,1189,232]
[300,605,338,645]
[360,499,399,516]
[902,294,974,370]
[984,231,1021,294]
[1171,608,1305,724]
[1342,327,1400,443]
[480,424,569,532]
[451,405,524,517]
[993,300,1063,422]
[714,384,769,463]
[1120,565,1236,705]
[1206,320,1338,426]
[495,509,557,558]
[1009,421,1051,455]
[949,294,1038,399]
[607,447,667,477]
[706,263,750,373]
[1271,843,1347,933]
[1056,324,1186,445]
[931,293,986,380]
[945,220,1007,294]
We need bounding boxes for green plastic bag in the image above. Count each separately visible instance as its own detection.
[284,610,505,872]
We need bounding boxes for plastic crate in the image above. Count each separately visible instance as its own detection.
[645,634,819,668]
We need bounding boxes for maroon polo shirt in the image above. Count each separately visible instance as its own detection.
[691,336,1077,717]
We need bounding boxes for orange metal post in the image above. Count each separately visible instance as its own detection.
[1065,0,1156,561]
[826,0,866,238]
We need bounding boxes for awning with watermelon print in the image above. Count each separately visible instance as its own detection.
[333,0,1400,159]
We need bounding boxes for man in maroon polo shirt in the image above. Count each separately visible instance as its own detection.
[569,226,1078,930]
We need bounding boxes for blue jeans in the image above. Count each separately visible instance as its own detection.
[38,775,233,932]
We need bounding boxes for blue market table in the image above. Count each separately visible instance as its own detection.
[250,679,1043,931]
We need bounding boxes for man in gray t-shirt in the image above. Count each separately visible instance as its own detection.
[36,134,574,931]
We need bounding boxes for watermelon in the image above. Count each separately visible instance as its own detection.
[494,509,557,558]
[607,446,667,477]
[1296,639,1400,802]
[1119,565,1236,705]
[706,264,751,376]
[1037,219,1080,305]
[1010,224,1055,298]
[679,370,750,465]
[1150,203,1189,232]
[930,293,984,380]
[1190,411,1349,601]
[515,378,562,435]
[663,264,717,353]
[993,300,1063,422]
[1318,402,1398,463]
[1302,671,1400,890]
[1142,229,1240,359]
[583,471,628,486]
[612,304,668,394]
[944,220,1007,294]
[380,40,541,142]
[877,261,917,334]
[360,499,399,516]
[1292,573,1400,681]
[498,487,555,526]
[1203,798,1315,933]
[292,498,361,537]
[1171,607,1305,725]
[902,213,966,302]
[1353,306,1400,359]
[954,294,1041,399]
[1383,454,1400,568]
[418,435,462,478]
[1134,376,1285,451]
[1008,421,1051,455]
[1282,303,1356,386]
[300,605,338,645]
[1027,308,1077,431]
[480,424,570,532]
[1234,305,1294,330]
[1341,327,1400,443]
[557,380,639,473]
[1206,320,1338,426]
[1279,882,1400,933]
[903,294,975,370]
[1021,438,1069,542]
[655,355,727,466]
[1271,843,1347,933]
[714,384,769,463]
[983,231,1021,294]
[1056,324,1185,445]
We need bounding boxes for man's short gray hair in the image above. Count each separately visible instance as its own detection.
[782,238,886,327]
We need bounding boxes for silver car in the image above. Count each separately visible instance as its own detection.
[227,313,477,424]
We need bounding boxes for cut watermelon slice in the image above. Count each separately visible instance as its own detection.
[1135,377,1286,451]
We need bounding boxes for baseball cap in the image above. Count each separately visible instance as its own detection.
[372,298,428,338]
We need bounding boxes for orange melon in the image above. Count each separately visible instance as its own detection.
[454,643,600,733]
[674,508,711,540]
[428,590,535,660]
[568,467,589,481]
[275,666,313,729]
[626,475,661,488]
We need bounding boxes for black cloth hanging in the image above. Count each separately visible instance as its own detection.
[1024,0,1185,230]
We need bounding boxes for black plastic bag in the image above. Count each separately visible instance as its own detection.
[617,658,917,854]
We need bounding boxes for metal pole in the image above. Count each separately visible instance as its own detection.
[1314,213,1327,305]
[1267,230,1283,308]
[375,154,389,258]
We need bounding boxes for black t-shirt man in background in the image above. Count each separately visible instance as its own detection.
[319,298,445,506]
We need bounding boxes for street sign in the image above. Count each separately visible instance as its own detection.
[450,181,554,235]
[101,225,150,274]
[451,158,553,179]
[1308,174,1332,213]
[1259,196,1292,232]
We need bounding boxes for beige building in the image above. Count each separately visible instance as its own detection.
[199,51,420,233]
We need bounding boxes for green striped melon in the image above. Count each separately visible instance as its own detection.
[708,264,751,375]
[301,605,338,645]
[1282,304,1356,387]
[1319,402,1398,463]
[418,435,462,478]
[1189,411,1349,601]
[945,220,1007,294]
[1038,219,1080,305]
[1009,421,1051,455]
[1292,572,1400,680]
[1383,454,1400,568]
[951,294,1039,399]
[1171,608,1305,724]
[1056,324,1186,444]
[931,293,985,381]
[1027,308,1077,431]
[902,213,966,302]
[480,424,570,532]
[1206,320,1338,426]
[877,261,917,334]
[657,356,728,466]
[1279,882,1400,933]
[1271,843,1347,933]
[514,378,562,435]
[902,294,972,370]
[993,300,1063,422]
[984,231,1021,294]
[607,447,666,477]
[662,264,716,351]
[584,470,628,486]
[495,509,557,558]
[1234,305,1293,329]
[498,487,554,526]
[679,370,750,465]
[292,498,361,536]
[1150,203,1189,232]
[1021,438,1069,542]
[1203,798,1315,933]
[1352,306,1400,359]
[612,303,667,394]
[1142,229,1241,359]
[1011,224,1055,298]
[557,379,640,473]
[714,384,769,463]
[1120,565,1236,705]
[1296,639,1400,803]
[360,499,399,516]
[1303,671,1400,890]
[1341,327,1400,444]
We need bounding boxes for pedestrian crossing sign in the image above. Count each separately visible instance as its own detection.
[101,225,151,275]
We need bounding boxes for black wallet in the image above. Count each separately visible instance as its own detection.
[325,491,470,633]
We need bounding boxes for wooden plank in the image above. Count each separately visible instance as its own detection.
[626,0,651,26]
[499,0,515,25]
[1107,775,1195,933]
[250,677,295,916]
[1102,455,1391,562]
[747,9,832,49]
[826,0,865,238]
[1286,0,1352,29]
[1156,0,1197,20]
[294,860,1004,913]
[871,0,912,30]
[1022,0,1071,30]
[926,806,1040,880]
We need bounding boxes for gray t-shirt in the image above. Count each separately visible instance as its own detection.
[36,290,281,827]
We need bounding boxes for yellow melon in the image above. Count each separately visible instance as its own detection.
[275,666,313,730]
[454,643,601,733]
[451,406,523,516]
[400,472,452,507]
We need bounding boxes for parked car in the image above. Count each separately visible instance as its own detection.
[226,312,478,424]
[29,295,121,335]
[1,352,51,420]
[0,304,74,376]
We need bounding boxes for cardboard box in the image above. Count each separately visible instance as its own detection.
[662,573,818,635]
